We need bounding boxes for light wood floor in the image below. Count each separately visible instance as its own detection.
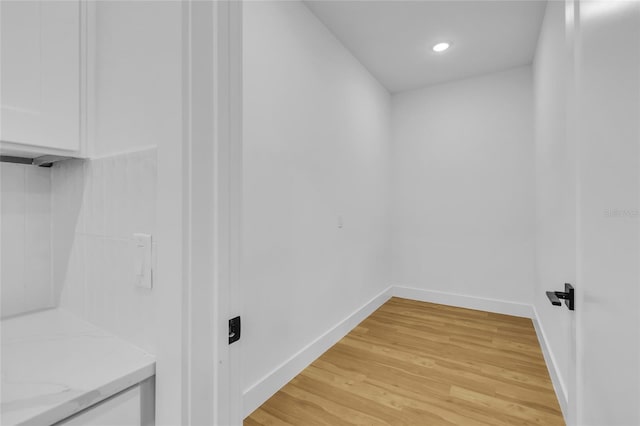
[245,297,565,426]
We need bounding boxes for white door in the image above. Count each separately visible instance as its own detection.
[574,1,640,424]
[0,0,80,152]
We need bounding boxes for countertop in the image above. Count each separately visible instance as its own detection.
[1,309,156,426]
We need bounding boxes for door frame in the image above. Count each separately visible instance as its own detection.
[182,1,243,425]
[566,1,579,424]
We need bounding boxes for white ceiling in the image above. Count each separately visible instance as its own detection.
[305,0,547,93]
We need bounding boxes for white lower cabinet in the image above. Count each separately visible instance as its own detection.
[55,379,155,426]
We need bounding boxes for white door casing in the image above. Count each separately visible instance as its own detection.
[182,1,243,425]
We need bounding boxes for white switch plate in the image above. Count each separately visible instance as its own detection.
[133,233,153,289]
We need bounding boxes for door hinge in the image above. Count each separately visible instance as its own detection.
[229,316,241,344]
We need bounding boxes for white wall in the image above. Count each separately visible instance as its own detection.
[0,163,52,317]
[89,4,184,425]
[242,0,391,409]
[50,2,184,424]
[532,0,573,409]
[391,67,535,306]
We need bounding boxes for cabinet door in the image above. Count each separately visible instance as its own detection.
[56,386,142,426]
[0,0,80,152]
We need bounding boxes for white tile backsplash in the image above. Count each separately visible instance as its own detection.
[1,149,157,352]
[52,148,157,353]
[58,233,86,318]
[84,159,105,237]
[1,163,53,318]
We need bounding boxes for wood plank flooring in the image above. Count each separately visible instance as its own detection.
[245,297,565,426]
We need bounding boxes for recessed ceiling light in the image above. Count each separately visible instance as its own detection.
[432,42,450,53]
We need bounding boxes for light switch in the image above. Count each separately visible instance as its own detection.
[133,233,153,289]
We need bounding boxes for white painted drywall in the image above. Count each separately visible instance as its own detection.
[90,4,183,425]
[242,0,391,405]
[391,66,535,305]
[50,2,184,425]
[532,0,573,407]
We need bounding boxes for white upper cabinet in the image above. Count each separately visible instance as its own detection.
[1,0,82,156]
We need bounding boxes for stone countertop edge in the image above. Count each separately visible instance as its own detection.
[1,309,156,426]
[23,363,156,426]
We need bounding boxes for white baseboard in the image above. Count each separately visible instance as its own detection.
[392,285,533,318]
[531,306,569,419]
[242,286,393,418]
